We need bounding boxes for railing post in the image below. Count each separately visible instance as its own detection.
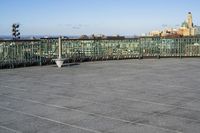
[139,38,143,60]
[39,44,42,66]
[58,37,62,59]
[180,42,182,59]
[53,37,65,68]
[157,46,160,59]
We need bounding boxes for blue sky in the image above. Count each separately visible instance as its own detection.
[0,0,200,36]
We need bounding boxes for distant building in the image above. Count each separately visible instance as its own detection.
[149,31,161,36]
[178,12,194,36]
[105,35,125,40]
[149,12,200,37]
[194,26,200,35]
[79,35,89,39]
[89,34,125,39]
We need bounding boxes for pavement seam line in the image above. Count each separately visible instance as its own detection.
[0,86,170,114]
[0,106,102,133]
[0,85,178,109]
[0,125,22,133]
[1,85,200,115]
[0,94,182,133]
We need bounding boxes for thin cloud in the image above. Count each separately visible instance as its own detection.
[57,24,89,30]
[72,26,81,30]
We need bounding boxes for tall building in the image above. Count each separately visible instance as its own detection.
[178,12,195,36]
[187,12,193,28]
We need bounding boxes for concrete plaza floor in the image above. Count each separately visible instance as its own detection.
[0,59,200,133]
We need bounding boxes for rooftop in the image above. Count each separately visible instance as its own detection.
[1,59,200,133]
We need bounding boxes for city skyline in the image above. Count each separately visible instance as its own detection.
[0,0,200,36]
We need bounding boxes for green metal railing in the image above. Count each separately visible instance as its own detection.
[0,37,200,69]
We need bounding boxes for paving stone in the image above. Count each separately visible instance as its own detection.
[1,59,200,133]
[137,113,200,133]
[107,123,177,133]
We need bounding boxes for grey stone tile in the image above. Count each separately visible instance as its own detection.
[165,107,200,122]
[45,96,92,109]
[0,96,34,111]
[0,87,92,109]
[151,96,194,106]
[2,117,60,133]
[37,124,95,133]
[181,99,200,112]
[0,108,59,133]
[108,98,175,114]
[137,113,200,133]
[71,115,127,132]
[42,108,94,124]
[0,108,30,125]
[77,103,120,115]
[0,126,18,133]
[0,96,58,117]
[107,123,177,133]
[105,108,152,122]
